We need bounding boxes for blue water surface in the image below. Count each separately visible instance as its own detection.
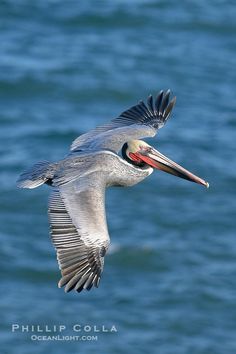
[0,1,236,353]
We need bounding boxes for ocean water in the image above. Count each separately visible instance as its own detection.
[1,1,236,353]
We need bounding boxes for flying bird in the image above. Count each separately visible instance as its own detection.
[17,90,209,293]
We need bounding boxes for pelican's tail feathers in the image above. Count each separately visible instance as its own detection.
[17,160,55,189]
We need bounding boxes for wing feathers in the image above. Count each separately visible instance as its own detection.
[160,90,170,113]
[164,96,177,119]
[70,90,176,153]
[147,94,154,113]
[49,188,108,293]
[155,90,164,113]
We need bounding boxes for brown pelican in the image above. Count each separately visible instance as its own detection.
[17,90,209,293]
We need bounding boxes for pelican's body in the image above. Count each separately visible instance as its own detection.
[17,90,208,293]
[53,149,152,188]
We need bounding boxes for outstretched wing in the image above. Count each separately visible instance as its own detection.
[49,173,109,293]
[71,90,176,154]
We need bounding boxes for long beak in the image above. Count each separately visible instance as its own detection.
[136,148,209,188]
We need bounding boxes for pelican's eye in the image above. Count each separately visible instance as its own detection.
[139,145,151,153]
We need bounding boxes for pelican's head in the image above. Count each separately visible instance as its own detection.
[122,139,209,187]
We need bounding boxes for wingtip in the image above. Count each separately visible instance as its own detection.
[166,88,171,96]
[171,95,177,104]
[58,280,62,289]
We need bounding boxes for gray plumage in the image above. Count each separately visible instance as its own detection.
[17,90,176,293]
